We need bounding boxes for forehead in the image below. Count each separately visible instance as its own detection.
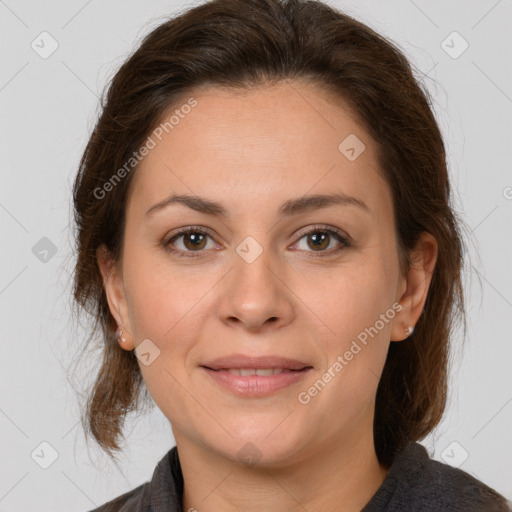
[129,81,392,223]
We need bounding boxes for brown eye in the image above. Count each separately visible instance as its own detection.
[164,227,217,257]
[305,231,331,251]
[293,225,350,258]
[180,232,208,251]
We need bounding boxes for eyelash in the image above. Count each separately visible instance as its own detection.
[163,224,350,259]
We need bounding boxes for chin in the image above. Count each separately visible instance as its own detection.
[207,431,305,468]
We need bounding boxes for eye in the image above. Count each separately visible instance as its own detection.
[164,226,218,257]
[163,224,350,259]
[292,225,350,258]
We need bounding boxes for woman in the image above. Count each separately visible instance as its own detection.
[71,0,511,510]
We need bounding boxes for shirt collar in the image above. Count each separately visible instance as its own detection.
[145,445,184,511]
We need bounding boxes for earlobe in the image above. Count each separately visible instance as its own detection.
[115,328,134,350]
[391,232,438,342]
[390,318,416,342]
[96,244,135,350]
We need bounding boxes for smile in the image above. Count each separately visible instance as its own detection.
[219,368,297,376]
[201,367,312,397]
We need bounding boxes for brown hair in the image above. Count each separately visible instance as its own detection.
[71,0,470,467]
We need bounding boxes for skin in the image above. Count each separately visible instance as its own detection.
[97,80,437,512]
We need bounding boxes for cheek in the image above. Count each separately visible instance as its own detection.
[295,258,395,403]
[123,247,215,341]
[298,271,393,425]
[298,259,395,343]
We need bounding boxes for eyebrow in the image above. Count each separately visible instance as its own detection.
[145,192,370,219]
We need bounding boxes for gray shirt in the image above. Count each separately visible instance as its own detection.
[89,442,511,511]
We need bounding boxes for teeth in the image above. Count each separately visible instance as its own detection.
[226,368,292,376]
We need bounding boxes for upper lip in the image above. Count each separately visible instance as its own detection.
[201,354,312,371]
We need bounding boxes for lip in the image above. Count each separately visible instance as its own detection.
[200,354,313,398]
[201,354,311,371]
[201,367,313,397]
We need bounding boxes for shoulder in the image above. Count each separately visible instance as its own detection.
[427,454,511,512]
[418,455,511,511]
[85,445,182,512]
[364,442,511,512]
[86,482,148,512]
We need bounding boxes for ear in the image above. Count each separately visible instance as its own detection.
[96,244,135,350]
[391,232,438,342]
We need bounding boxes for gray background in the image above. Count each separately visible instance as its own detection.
[1,0,511,510]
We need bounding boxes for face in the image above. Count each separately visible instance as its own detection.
[98,80,436,467]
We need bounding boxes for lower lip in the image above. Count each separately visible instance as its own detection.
[201,367,312,397]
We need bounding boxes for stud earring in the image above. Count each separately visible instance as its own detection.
[404,325,414,336]
[116,328,127,344]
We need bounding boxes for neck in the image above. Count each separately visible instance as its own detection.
[175,427,388,512]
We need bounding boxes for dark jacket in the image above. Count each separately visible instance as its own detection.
[88,442,511,511]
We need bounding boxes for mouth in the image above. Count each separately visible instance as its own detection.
[201,354,312,371]
[202,367,309,375]
[200,357,313,398]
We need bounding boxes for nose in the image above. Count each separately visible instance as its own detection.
[216,245,295,332]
